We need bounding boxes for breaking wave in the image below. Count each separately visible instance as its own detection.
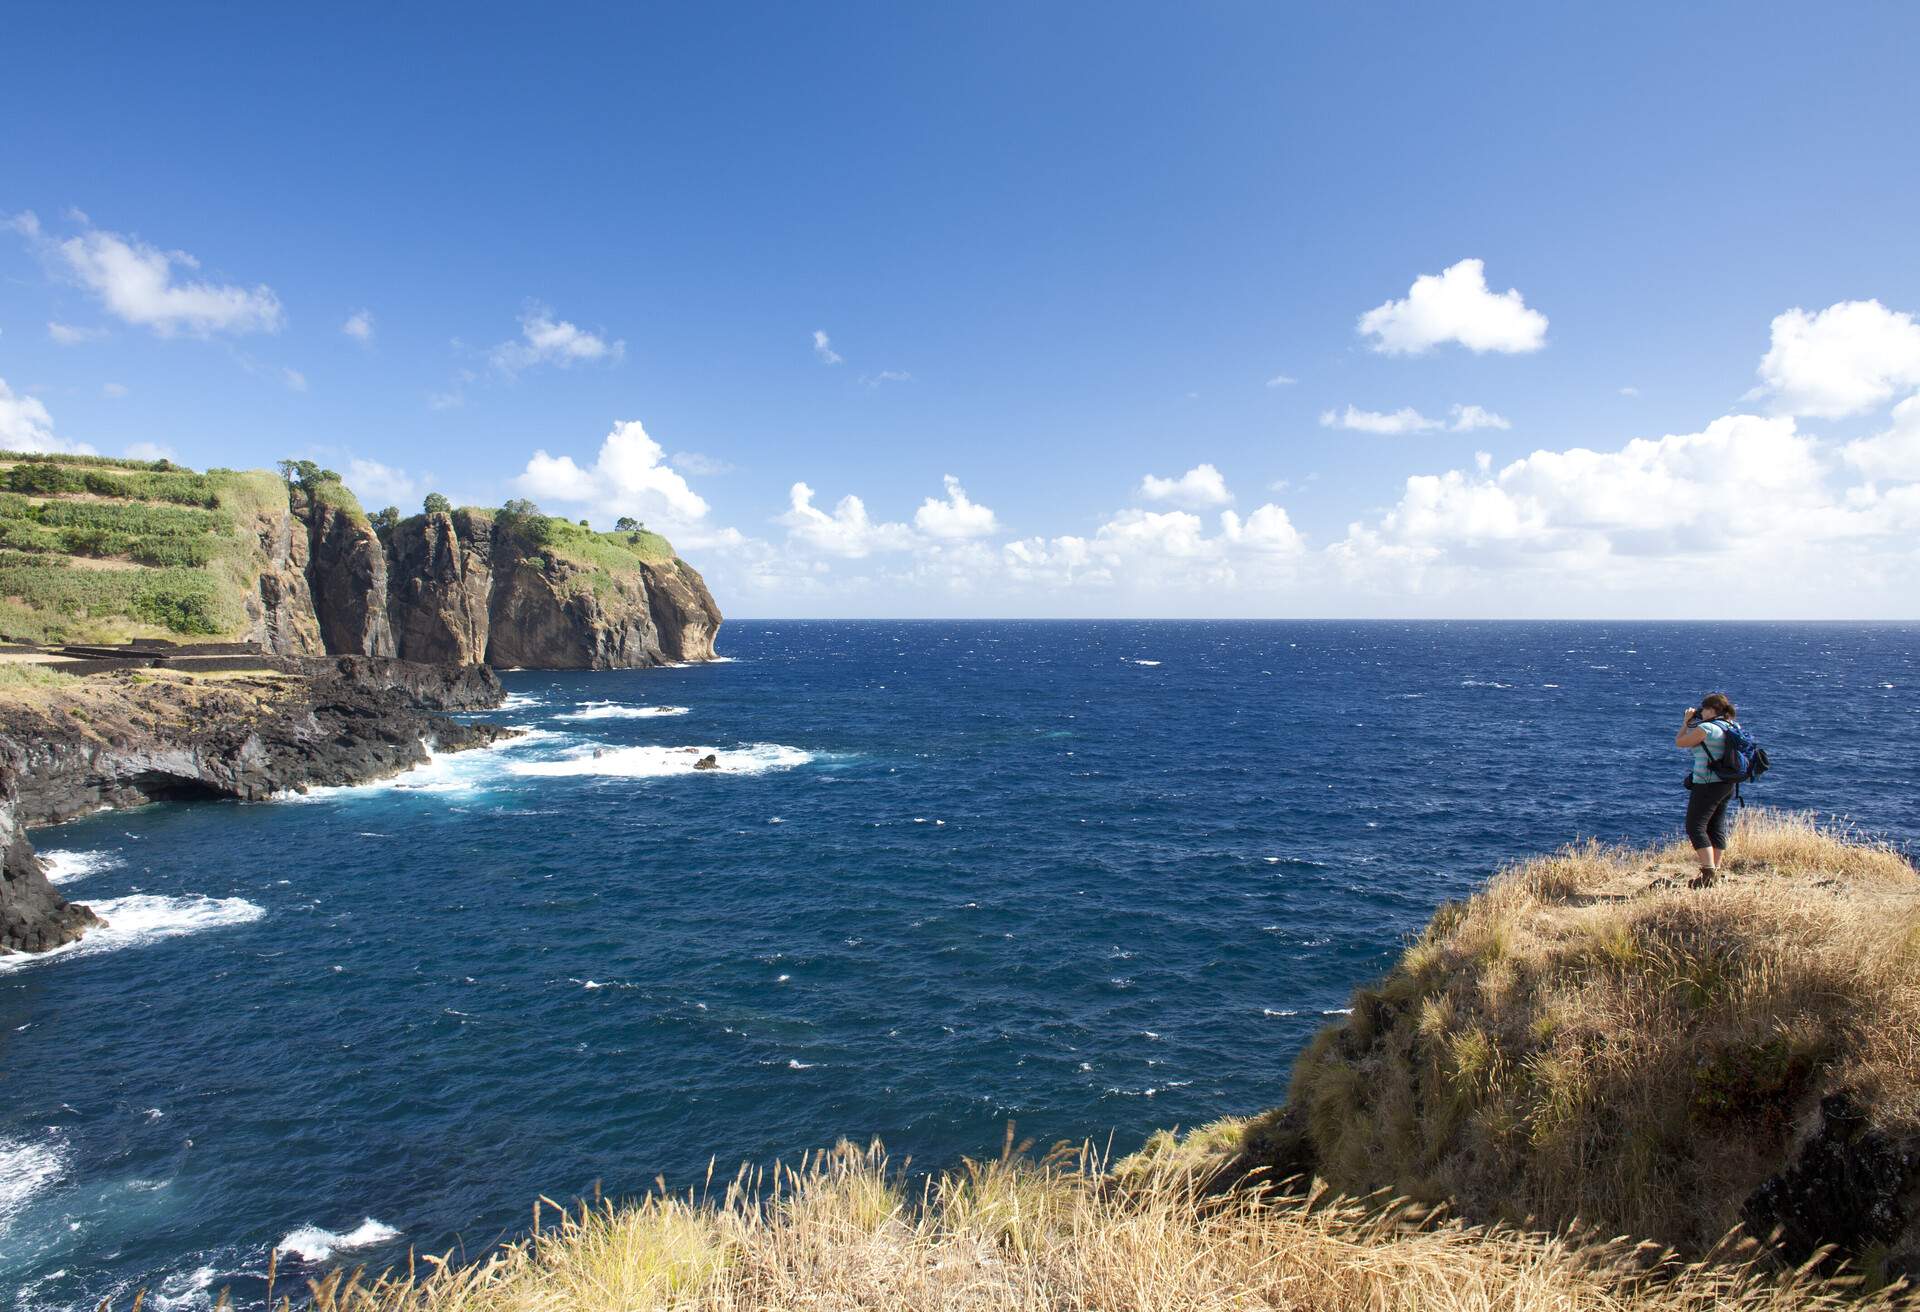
[276,1218,402,1264]
[555,702,691,721]
[0,1135,65,1239]
[39,849,123,884]
[508,743,813,779]
[0,895,264,973]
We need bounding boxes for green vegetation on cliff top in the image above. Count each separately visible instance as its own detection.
[0,450,684,645]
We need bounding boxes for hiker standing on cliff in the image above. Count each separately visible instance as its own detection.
[1675,692,1745,889]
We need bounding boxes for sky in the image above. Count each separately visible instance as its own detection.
[2,3,1917,619]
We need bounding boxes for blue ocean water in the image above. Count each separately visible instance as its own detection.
[2,620,1915,1309]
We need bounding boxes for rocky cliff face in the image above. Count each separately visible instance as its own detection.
[245,502,324,656]
[302,496,397,658]
[383,511,723,670]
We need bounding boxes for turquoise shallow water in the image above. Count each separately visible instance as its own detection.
[2,620,1915,1309]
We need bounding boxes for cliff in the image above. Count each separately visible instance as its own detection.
[383,508,722,669]
[1126,811,1920,1283]
[0,451,723,670]
[0,657,509,957]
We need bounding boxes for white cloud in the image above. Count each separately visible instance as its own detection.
[282,368,309,393]
[914,475,999,538]
[1448,404,1510,432]
[47,221,283,337]
[1265,373,1297,388]
[125,440,176,462]
[862,370,912,387]
[428,390,465,411]
[1357,258,1547,355]
[102,382,129,398]
[47,321,104,345]
[1843,394,1920,483]
[812,330,843,365]
[1619,386,1640,398]
[1756,299,1920,418]
[516,419,710,526]
[0,378,95,454]
[1321,404,1506,434]
[347,458,421,509]
[1321,405,1442,435]
[491,306,624,373]
[1220,504,1304,553]
[1138,463,1232,507]
[342,310,374,342]
[670,451,735,476]
[778,483,915,557]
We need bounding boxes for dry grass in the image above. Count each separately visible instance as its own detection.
[270,1139,1916,1312]
[1164,810,1920,1263]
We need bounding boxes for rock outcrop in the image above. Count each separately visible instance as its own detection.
[246,502,325,656]
[302,495,397,658]
[0,772,100,955]
[384,511,723,670]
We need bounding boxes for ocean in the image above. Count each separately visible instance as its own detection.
[2,620,1915,1309]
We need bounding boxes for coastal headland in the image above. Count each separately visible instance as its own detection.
[0,449,723,957]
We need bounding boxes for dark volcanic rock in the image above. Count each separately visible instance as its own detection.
[386,509,495,665]
[307,654,505,712]
[0,771,100,956]
[1744,1092,1920,1277]
[302,496,397,658]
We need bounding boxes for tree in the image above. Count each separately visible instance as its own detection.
[423,492,452,516]
[501,497,541,518]
[370,506,400,536]
[614,516,642,533]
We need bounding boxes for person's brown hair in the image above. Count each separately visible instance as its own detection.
[1701,692,1737,719]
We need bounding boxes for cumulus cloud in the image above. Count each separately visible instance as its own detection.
[1843,394,1920,483]
[1266,373,1297,388]
[0,378,94,454]
[26,215,284,337]
[812,330,843,365]
[516,420,710,525]
[125,440,177,462]
[914,475,999,538]
[779,483,915,557]
[491,306,624,373]
[1219,504,1304,553]
[1756,299,1920,418]
[347,458,421,508]
[1138,463,1232,507]
[342,310,374,342]
[1358,258,1547,355]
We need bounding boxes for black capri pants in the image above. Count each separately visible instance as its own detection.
[1685,779,1737,851]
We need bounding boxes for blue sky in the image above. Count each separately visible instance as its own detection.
[3,4,1918,618]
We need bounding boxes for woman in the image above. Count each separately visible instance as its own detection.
[1674,692,1740,888]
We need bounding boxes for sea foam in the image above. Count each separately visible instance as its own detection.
[39,849,124,884]
[0,1135,65,1239]
[508,743,812,779]
[555,701,691,721]
[0,895,264,973]
[276,1218,402,1263]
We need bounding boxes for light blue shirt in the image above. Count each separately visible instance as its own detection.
[1691,720,1732,784]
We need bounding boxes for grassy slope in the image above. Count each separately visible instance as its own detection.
[0,452,285,644]
[1129,811,1920,1262]
[280,815,1920,1312]
[454,507,677,602]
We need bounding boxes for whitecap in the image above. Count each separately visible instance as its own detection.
[1133,659,1162,666]
[0,895,264,973]
[501,692,547,710]
[277,1218,402,1264]
[39,849,123,884]
[786,1059,813,1070]
[0,1135,66,1239]
[150,1265,219,1312]
[1262,1008,1298,1018]
[507,742,812,779]
[1460,679,1512,689]
[554,701,691,721]
[274,731,554,802]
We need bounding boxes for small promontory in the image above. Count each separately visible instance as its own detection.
[1129,811,1920,1281]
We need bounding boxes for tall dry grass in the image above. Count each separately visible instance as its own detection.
[274,1138,1914,1312]
[1241,809,1920,1260]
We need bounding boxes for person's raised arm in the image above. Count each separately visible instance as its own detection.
[1675,707,1708,748]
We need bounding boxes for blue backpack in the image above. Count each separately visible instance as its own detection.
[1705,720,1770,789]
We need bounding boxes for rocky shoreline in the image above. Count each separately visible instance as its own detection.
[0,656,512,957]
